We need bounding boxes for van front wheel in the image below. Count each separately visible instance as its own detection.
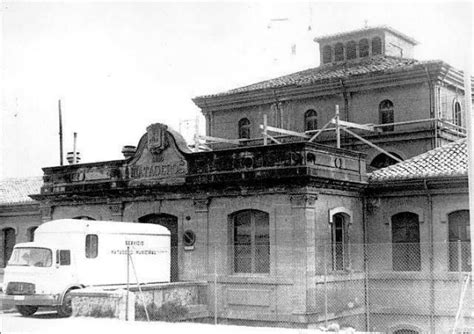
[16,305,38,316]
[57,290,73,317]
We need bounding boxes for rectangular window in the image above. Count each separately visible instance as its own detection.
[332,214,348,271]
[449,210,471,272]
[58,250,71,266]
[232,210,269,274]
[85,234,98,258]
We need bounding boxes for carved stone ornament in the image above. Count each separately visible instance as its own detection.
[147,123,169,155]
[109,203,123,215]
[290,194,318,208]
[40,206,52,218]
[193,198,210,213]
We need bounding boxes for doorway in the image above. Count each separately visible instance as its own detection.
[138,213,179,282]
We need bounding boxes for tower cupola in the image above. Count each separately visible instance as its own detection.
[314,25,419,65]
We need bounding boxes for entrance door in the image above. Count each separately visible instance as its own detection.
[138,214,178,282]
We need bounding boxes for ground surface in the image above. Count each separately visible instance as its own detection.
[0,310,369,334]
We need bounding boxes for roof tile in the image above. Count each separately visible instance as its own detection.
[197,56,441,98]
[0,177,43,205]
[368,140,467,182]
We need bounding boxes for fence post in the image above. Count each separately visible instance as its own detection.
[323,241,328,328]
[214,242,218,325]
[126,246,130,321]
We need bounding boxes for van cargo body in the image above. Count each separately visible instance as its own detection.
[2,219,170,316]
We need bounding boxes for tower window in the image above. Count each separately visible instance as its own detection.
[304,109,318,131]
[359,39,369,57]
[372,37,382,55]
[322,45,332,64]
[334,43,344,62]
[346,41,357,60]
[238,118,250,139]
[379,100,394,132]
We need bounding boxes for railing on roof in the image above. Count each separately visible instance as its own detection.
[193,106,466,154]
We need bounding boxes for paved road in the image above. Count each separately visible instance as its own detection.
[0,310,363,334]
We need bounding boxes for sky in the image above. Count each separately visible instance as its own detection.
[1,1,472,178]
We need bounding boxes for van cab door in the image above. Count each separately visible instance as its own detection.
[55,250,76,292]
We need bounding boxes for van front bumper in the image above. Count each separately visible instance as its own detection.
[1,293,60,306]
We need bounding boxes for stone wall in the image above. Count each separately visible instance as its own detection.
[71,281,208,321]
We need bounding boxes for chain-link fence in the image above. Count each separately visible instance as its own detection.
[125,241,472,333]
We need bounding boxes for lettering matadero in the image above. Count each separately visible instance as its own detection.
[0,26,471,333]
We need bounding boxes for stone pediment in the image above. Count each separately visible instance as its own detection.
[127,123,191,186]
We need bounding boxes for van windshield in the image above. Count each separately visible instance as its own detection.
[8,247,52,267]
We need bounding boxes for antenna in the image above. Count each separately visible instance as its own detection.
[58,100,64,166]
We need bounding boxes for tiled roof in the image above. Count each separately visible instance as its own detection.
[0,177,43,205]
[368,140,467,182]
[197,56,441,98]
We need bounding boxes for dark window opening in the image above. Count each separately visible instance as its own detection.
[238,118,250,139]
[73,216,95,220]
[359,39,369,57]
[379,100,394,131]
[232,210,269,274]
[304,109,318,131]
[372,37,382,55]
[322,45,332,64]
[448,210,471,272]
[85,234,98,259]
[369,152,403,170]
[393,330,419,334]
[332,213,349,271]
[392,212,421,271]
[58,250,71,266]
[346,41,357,60]
[335,43,344,61]
[453,102,462,127]
[2,228,16,268]
[27,227,38,242]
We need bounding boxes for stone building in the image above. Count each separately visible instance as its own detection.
[193,26,466,170]
[0,177,42,271]
[0,26,471,333]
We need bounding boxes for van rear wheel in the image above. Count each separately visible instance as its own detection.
[57,290,73,317]
[16,305,38,316]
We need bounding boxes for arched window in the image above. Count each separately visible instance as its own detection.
[453,101,462,127]
[369,152,403,170]
[448,210,471,272]
[393,330,419,334]
[331,213,350,271]
[392,212,421,271]
[322,45,332,64]
[334,43,344,62]
[379,100,394,132]
[2,228,16,267]
[346,41,357,60]
[372,37,382,55]
[238,118,250,139]
[73,216,96,220]
[27,226,38,242]
[231,210,269,274]
[359,39,369,58]
[304,109,318,132]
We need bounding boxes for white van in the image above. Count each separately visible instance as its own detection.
[2,219,170,317]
